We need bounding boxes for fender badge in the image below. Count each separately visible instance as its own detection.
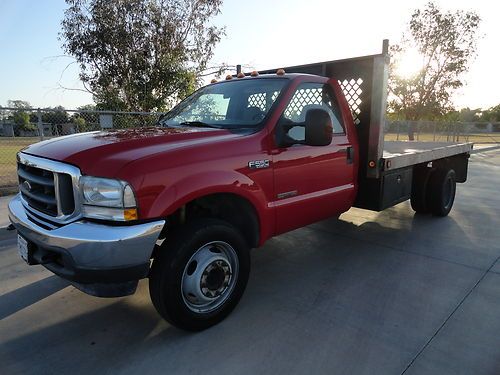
[248,160,270,169]
[22,180,32,191]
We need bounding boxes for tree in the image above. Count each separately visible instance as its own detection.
[459,107,481,122]
[42,106,69,124]
[72,116,87,132]
[60,0,224,112]
[6,100,36,132]
[12,111,29,125]
[77,104,96,111]
[388,2,481,124]
[482,105,500,122]
[75,104,98,125]
[7,100,31,110]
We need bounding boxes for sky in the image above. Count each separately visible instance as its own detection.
[0,0,498,110]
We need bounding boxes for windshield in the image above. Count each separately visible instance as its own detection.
[161,78,287,128]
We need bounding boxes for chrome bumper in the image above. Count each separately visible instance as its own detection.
[8,194,164,274]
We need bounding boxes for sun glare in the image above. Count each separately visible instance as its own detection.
[394,48,423,78]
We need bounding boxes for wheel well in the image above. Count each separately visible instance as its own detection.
[167,193,260,249]
[412,153,469,187]
[430,153,469,183]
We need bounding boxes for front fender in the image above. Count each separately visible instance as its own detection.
[141,169,275,244]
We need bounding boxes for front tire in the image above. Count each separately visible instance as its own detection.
[149,219,250,331]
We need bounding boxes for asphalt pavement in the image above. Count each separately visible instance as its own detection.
[1,148,500,375]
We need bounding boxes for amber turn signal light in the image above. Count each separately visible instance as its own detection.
[124,208,138,221]
[368,160,376,168]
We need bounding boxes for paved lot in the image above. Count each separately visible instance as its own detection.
[1,149,499,375]
[0,195,13,228]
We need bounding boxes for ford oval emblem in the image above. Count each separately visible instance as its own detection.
[23,180,32,191]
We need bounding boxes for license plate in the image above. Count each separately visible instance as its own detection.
[18,235,29,263]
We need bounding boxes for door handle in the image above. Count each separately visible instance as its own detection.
[346,146,354,164]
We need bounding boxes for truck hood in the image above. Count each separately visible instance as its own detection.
[22,127,237,177]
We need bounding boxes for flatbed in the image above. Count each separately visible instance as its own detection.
[382,141,473,171]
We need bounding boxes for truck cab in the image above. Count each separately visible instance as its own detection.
[168,73,360,235]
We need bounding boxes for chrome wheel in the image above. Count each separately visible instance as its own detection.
[181,241,239,313]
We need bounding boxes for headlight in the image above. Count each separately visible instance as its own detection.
[80,176,138,221]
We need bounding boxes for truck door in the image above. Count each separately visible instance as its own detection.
[271,80,356,234]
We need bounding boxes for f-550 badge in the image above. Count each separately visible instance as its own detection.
[248,159,270,169]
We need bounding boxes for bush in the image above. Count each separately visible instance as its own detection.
[72,116,87,132]
[13,111,36,132]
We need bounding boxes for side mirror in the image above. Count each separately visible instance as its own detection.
[305,108,333,146]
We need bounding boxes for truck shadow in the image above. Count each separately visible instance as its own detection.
[306,201,499,270]
[0,275,69,320]
[0,294,186,374]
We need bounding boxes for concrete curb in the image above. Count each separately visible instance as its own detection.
[471,145,500,154]
[0,223,13,231]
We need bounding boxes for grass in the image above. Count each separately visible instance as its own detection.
[384,132,500,144]
[0,137,41,194]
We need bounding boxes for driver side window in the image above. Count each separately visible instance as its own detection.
[278,82,345,144]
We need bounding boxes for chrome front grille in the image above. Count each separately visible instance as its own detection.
[18,163,58,216]
[17,153,82,226]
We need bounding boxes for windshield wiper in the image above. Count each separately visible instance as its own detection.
[179,121,222,129]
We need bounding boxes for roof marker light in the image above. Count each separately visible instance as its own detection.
[237,72,245,78]
[276,68,285,75]
[210,79,218,84]
[226,74,233,80]
[250,71,259,77]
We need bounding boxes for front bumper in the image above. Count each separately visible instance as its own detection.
[8,194,165,296]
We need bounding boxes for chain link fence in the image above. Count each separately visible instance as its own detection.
[385,120,500,143]
[0,107,165,195]
[1,106,499,195]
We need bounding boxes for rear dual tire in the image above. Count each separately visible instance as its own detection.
[411,167,456,217]
[428,169,456,217]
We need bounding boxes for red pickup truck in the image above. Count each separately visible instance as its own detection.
[9,41,472,331]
